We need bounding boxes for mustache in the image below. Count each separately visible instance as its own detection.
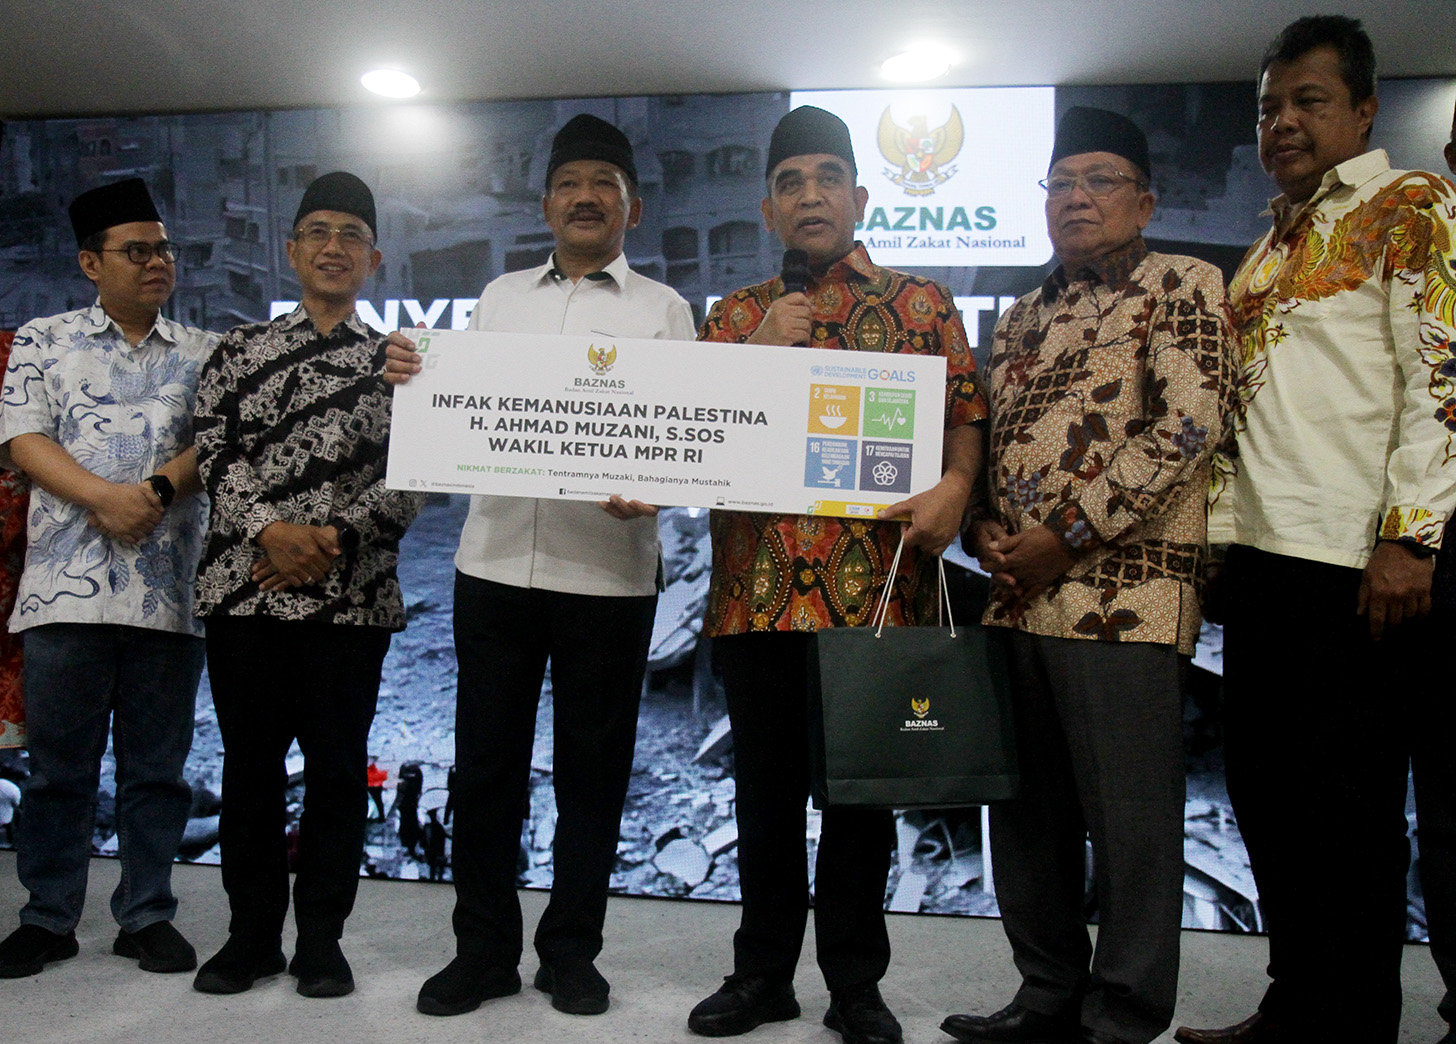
[567,205,605,220]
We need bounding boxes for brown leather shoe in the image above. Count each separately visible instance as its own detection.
[1173,1012,1279,1044]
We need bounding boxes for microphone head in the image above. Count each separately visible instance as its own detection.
[780,249,810,295]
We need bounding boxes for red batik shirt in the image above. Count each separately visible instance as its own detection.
[700,243,986,635]
[0,330,29,747]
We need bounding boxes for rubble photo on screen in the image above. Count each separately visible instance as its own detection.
[0,79,1452,940]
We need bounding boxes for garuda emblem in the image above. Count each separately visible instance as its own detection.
[587,343,617,376]
[911,697,931,719]
[878,105,964,197]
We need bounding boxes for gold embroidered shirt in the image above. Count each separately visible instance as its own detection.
[1209,150,1456,566]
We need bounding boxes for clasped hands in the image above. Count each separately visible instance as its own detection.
[253,521,342,592]
[969,519,1079,598]
[87,481,165,544]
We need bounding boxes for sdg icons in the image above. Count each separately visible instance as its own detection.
[805,383,915,495]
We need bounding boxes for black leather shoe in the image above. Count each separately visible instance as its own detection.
[1173,1013,1281,1044]
[289,937,354,997]
[193,935,287,994]
[534,956,609,1015]
[1081,1032,1135,1044]
[825,983,903,1044]
[941,1002,1080,1043]
[417,955,521,1016]
[113,921,197,973]
[0,924,79,978]
[688,974,800,1036]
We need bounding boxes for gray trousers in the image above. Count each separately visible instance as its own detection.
[989,631,1184,1043]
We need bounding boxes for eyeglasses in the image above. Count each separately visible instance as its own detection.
[95,241,177,264]
[295,224,374,249]
[1038,170,1147,199]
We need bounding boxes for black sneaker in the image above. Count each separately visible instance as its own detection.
[534,956,609,1015]
[113,921,197,973]
[688,973,800,1036]
[0,924,79,978]
[825,983,903,1044]
[193,935,287,994]
[417,955,522,1016]
[289,937,354,998]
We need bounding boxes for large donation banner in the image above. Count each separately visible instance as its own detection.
[386,330,948,518]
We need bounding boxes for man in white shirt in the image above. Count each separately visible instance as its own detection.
[387,114,694,1019]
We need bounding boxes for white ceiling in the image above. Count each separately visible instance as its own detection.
[5,0,1456,120]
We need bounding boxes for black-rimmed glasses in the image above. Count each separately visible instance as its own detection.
[96,241,177,264]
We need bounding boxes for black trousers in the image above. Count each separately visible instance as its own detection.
[1410,606,1456,1030]
[989,631,1184,1043]
[206,616,391,944]
[715,632,895,991]
[1222,545,1411,1042]
[449,572,656,966]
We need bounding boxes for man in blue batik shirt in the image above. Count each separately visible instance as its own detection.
[0,178,216,979]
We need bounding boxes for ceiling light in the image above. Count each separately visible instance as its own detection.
[881,46,953,83]
[361,69,421,98]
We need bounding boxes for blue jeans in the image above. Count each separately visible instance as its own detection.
[15,623,204,933]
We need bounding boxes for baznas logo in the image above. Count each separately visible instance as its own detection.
[911,697,930,719]
[878,105,964,197]
[587,343,617,376]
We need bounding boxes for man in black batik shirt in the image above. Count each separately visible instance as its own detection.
[190,172,422,1000]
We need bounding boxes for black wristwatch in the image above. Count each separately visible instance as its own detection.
[145,474,176,508]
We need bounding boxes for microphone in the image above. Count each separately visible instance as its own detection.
[778,249,811,347]
[780,249,810,296]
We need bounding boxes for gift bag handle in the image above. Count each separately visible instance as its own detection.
[871,530,957,638]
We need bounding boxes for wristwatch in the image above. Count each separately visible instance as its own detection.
[145,474,176,508]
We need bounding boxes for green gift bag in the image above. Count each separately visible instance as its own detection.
[807,537,1018,810]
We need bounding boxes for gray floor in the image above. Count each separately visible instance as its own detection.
[0,850,1447,1044]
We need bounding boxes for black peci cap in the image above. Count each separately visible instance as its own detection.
[68,178,163,247]
[294,171,377,240]
[545,114,638,189]
[1048,106,1151,180]
[766,105,857,179]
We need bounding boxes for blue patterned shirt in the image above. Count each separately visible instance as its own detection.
[0,302,216,635]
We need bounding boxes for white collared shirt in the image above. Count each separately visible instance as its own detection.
[454,254,696,596]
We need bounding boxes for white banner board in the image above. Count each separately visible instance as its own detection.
[385,329,947,518]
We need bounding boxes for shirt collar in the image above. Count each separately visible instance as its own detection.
[1268,148,1391,227]
[1042,236,1148,302]
[80,299,179,346]
[803,242,876,289]
[541,250,629,288]
[277,302,371,339]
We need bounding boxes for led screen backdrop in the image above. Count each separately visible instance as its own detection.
[0,78,1452,937]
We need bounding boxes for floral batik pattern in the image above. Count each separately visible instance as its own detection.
[981,240,1238,654]
[0,305,215,637]
[701,243,986,636]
